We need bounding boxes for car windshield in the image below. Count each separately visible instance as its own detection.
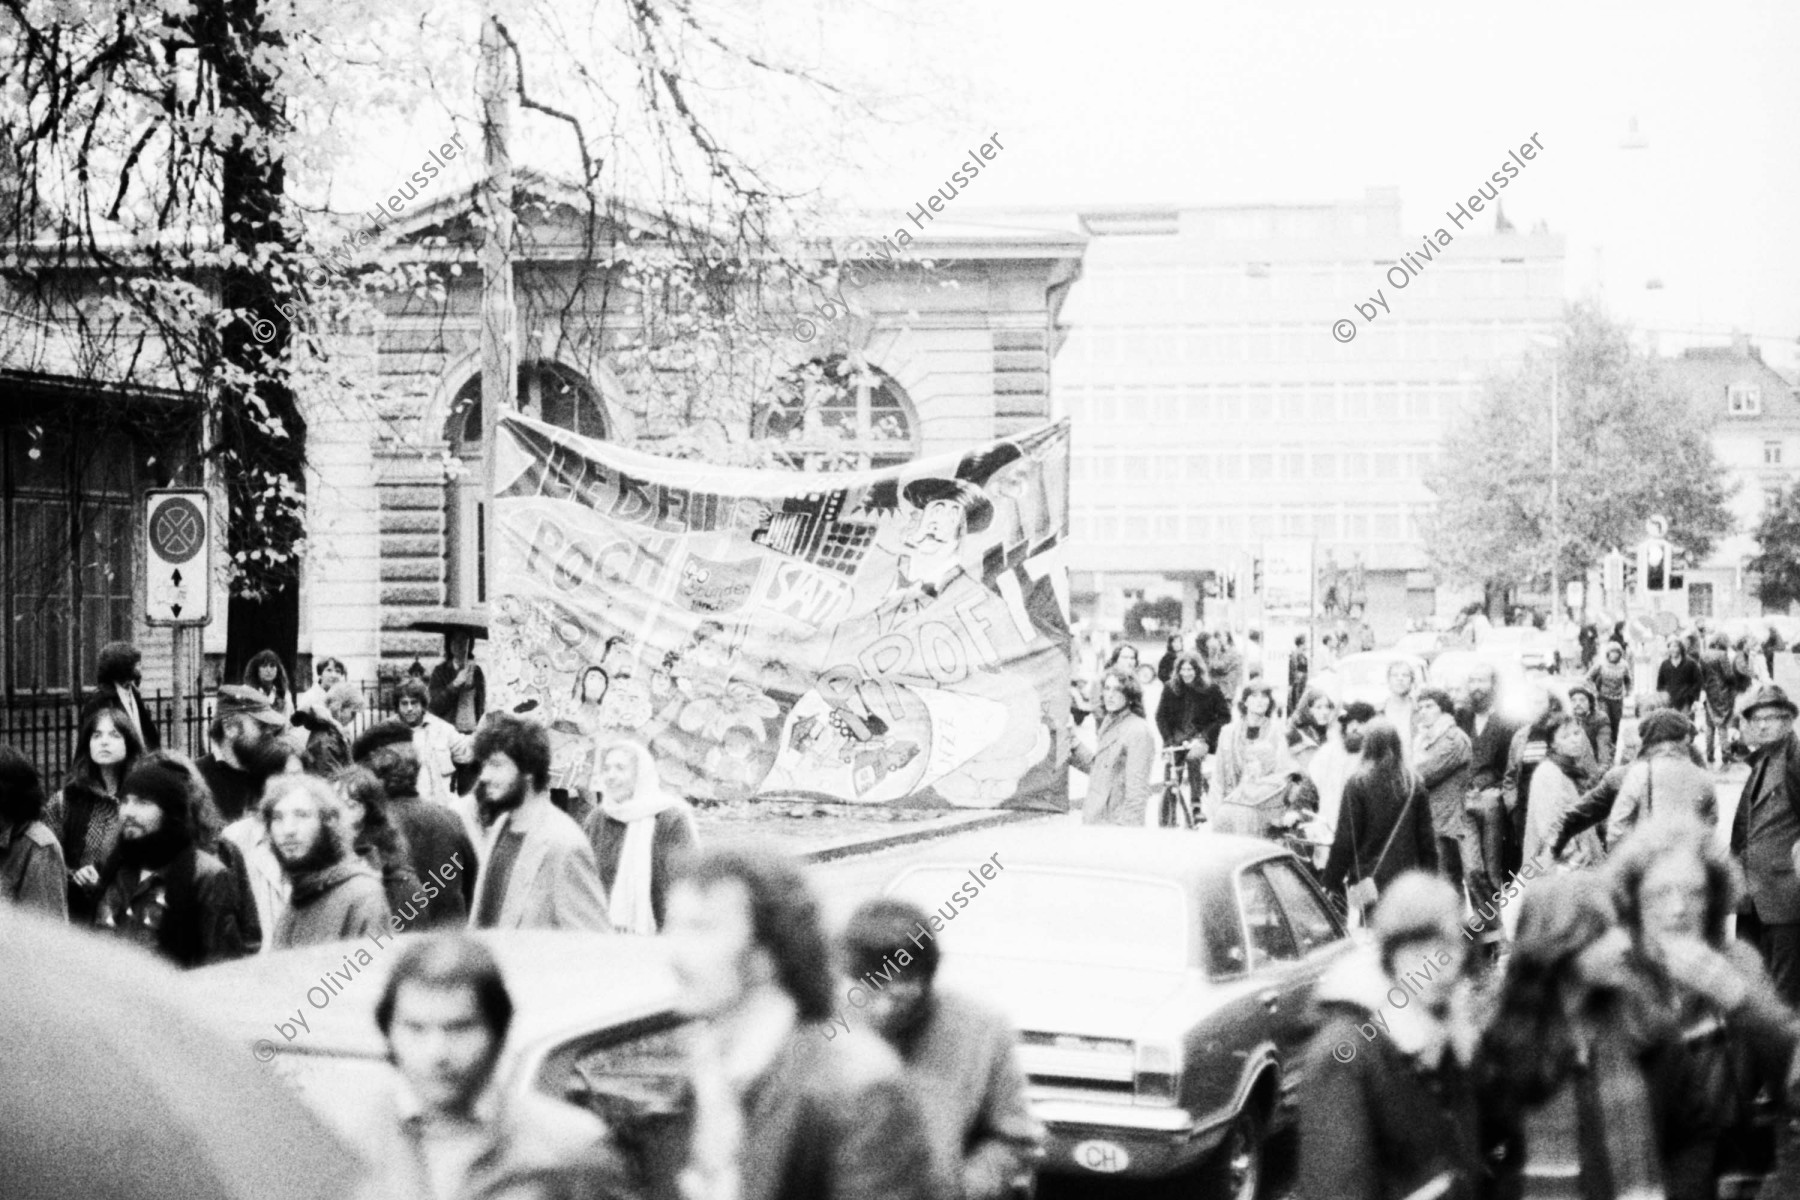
[887,866,1190,971]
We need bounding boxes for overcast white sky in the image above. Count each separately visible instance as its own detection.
[827,0,1800,371]
[349,0,1800,371]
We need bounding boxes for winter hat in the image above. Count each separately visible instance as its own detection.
[1637,709,1695,749]
[121,758,193,822]
[352,718,415,763]
[1371,872,1462,961]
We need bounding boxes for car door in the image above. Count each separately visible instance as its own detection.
[1261,857,1353,1096]
[1235,864,1312,1073]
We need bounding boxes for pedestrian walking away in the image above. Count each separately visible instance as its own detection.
[1298,873,1486,1200]
[1321,720,1438,918]
[1606,708,1719,849]
[352,718,480,925]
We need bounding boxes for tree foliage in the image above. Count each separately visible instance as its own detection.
[1422,304,1734,593]
[1749,484,1800,612]
[0,0,950,662]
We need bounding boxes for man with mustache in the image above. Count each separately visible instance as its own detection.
[265,773,391,947]
[459,713,609,930]
[93,756,246,967]
[196,685,297,822]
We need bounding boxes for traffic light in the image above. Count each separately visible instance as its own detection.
[1251,558,1264,596]
[1643,539,1669,591]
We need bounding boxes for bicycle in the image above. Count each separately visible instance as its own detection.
[1158,742,1207,829]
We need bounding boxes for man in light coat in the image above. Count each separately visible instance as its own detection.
[395,678,473,805]
[459,714,609,931]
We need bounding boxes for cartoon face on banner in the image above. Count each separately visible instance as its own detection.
[489,413,1072,810]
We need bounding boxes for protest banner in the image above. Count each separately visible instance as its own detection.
[487,412,1072,810]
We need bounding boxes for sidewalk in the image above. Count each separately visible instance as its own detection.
[693,799,1061,863]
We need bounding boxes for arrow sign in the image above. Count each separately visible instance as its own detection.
[171,603,182,617]
[172,569,182,586]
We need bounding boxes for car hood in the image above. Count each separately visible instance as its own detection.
[935,953,1203,1039]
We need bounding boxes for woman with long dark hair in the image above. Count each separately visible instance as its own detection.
[1320,719,1436,917]
[46,701,144,921]
[1287,687,1338,769]
[1071,668,1158,826]
[1155,634,1183,684]
[1156,654,1231,802]
[1478,871,1704,1199]
[243,649,292,716]
[1656,637,1703,720]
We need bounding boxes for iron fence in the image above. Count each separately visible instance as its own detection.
[0,681,397,791]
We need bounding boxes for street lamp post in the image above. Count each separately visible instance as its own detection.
[1549,355,1560,621]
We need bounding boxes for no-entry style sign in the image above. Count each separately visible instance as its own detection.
[145,489,212,626]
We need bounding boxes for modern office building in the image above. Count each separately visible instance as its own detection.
[1045,186,1566,642]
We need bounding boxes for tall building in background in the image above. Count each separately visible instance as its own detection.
[1043,187,1565,642]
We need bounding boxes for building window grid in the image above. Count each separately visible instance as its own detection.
[1765,440,1784,466]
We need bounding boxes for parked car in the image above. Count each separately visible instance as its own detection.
[1477,624,1563,673]
[1310,649,1430,709]
[1392,630,1448,664]
[185,933,693,1199]
[885,826,1353,1198]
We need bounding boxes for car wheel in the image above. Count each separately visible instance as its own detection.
[1197,1104,1267,1200]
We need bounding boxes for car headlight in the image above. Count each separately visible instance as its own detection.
[1133,1040,1180,1105]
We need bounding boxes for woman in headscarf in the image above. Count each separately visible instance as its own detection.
[582,739,698,934]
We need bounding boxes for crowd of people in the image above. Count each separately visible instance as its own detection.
[1071,614,1800,1199]
[0,637,705,958]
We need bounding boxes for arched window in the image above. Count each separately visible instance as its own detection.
[756,356,918,471]
[444,361,609,606]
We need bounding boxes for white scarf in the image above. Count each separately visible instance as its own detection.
[598,741,684,934]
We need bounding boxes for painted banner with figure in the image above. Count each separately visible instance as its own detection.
[486,413,1072,811]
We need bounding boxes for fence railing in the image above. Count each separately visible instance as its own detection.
[0,682,398,792]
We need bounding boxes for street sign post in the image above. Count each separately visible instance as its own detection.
[145,489,211,751]
[145,489,212,626]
